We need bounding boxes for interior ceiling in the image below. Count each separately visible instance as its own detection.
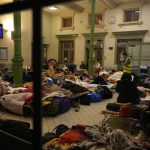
[0,0,149,14]
[44,0,150,15]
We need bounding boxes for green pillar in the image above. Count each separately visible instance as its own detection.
[88,0,96,76]
[12,0,23,87]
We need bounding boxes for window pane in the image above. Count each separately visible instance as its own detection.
[59,40,74,63]
[88,13,102,25]
[64,50,68,63]
[70,50,73,63]
[133,10,139,21]
[124,8,139,22]
[95,14,102,25]
[62,17,72,28]
[61,41,73,48]
[125,11,133,22]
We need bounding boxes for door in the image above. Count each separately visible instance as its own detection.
[116,38,142,65]
[86,39,103,66]
[59,40,74,64]
[116,38,143,74]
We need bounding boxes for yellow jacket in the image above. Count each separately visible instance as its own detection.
[123,56,132,73]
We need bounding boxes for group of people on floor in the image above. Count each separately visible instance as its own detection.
[115,51,150,142]
[1,51,150,144]
[116,51,150,104]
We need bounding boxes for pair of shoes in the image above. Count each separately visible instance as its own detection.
[74,106,80,112]
[135,130,146,141]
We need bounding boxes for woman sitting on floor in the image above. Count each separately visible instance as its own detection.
[116,73,140,104]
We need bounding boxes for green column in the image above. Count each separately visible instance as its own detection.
[12,0,23,87]
[88,0,96,76]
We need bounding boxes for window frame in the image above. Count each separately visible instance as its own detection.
[56,34,77,64]
[119,5,143,27]
[124,7,140,22]
[0,47,8,60]
[60,15,75,30]
[62,16,73,28]
[88,12,104,28]
[59,40,74,64]
[0,1,72,150]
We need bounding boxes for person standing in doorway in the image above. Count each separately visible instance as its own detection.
[120,50,126,65]
[122,51,132,74]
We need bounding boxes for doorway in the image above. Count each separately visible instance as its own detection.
[85,39,103,66]
[116,38,142,65]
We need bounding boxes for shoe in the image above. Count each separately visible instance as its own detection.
[74,106,80,112]
[135,130,146,141]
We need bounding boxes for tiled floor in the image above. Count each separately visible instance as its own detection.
[0,93,117,134]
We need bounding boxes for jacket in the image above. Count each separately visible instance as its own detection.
[116,80,139,104]
[123,56,132,73]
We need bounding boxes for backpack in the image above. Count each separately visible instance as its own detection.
[101,86,113,99]
[87,92,103,103]
[0,119,32,142]
[52,124,69,137]
[79,94,91,105]
[41,132,56,144]
[42,124,69,145]
[54,97,71,114]
[106,103,122,112]
[42,98,59,117]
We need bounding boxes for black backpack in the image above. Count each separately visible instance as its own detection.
[42,98,59,117]
[41,124,69,144]
[52,124,69,137]
[101,86,113,99]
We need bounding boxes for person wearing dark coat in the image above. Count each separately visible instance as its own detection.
[116,73,140,104]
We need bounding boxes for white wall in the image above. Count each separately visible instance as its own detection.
[0,2,150,68]
[0,11,32,67]
[0,13,14,69]
[46,14,59,60]
[51,2,150,67]
[42,11,52,60]
[0,10,52,67]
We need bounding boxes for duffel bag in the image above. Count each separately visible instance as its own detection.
[87,92,103,103]
[54,97,71,114]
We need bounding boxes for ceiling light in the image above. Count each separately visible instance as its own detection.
[48,6,58,10]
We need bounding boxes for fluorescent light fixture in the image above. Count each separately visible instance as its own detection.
[48,6,58,10]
